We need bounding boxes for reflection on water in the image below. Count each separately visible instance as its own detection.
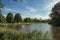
[6,24,22,30]
[51,26,60,40]
[0,23,60,40]
[22,24,31,32]
[13,24,22,30]
[0,24,22,30]
[22,23,51,32]
[0,23,51,32]
[13,24,60,40]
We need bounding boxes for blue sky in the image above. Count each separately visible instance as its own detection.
[1,0,60,19]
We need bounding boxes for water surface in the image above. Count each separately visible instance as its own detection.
[22,23,51,32]
[21,23,60,40]
[0,23,60,40]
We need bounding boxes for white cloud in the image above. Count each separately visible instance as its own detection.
[4,0,60,19]
[4,7,21,13]
[26,6,37,12]
[31,15,50,19]
[44,0,60,19]
[46,0,60,10]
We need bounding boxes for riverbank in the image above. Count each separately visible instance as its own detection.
[0,27,50,40]
[0,22,48,25]
[0,23,48,27]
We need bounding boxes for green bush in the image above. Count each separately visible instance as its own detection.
[0,27,51,40]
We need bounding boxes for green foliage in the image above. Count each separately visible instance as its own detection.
[0,0,4,8]
[0,13,6,23]
[0,0,23,12]
[0,13,48,23]
[0,0,4,12]
[6,12,14,23]
[24,17,48,23]
[0,0,23,8]
[24,17,32,22]
[49,2,60,26]
[0,27,50,40]
[33,18,40,22]
[14,13,22,23]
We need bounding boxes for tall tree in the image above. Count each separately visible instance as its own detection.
[24,17,32,22]
[0,12,6,23]
[6,12,13,23]
[14,13,22,23]
[0,0,4,8]
[0,0,23,7]
[33,18,39,22]
[49,2,60,26]
[0,0,4,12]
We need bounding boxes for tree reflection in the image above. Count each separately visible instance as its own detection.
[51,26,60,40]
[22,24,31,32]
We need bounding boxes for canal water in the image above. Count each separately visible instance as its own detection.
[21,23,60,40]
[0,23,60,40]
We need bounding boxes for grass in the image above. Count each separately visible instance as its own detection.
[0,23,48,29]
[0,27,51,40]
[0,22,48,27]
[0,23,51,40]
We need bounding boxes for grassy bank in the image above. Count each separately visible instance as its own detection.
[0,22,48,25]
[0,23,48,29]
[0,23,36,27]
[0,27,50,40]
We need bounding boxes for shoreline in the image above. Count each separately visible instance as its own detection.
[0,22,48,25]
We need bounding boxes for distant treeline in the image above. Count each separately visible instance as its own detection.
[0,12,49,23]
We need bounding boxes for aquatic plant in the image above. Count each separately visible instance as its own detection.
[0,27,51,40]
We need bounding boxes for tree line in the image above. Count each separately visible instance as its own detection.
[48,2,60,26]
[0,12,22,23]
[0,12,48,23]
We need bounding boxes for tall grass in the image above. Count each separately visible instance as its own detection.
[0,27,51,40]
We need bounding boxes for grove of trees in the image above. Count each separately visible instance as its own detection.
[6,13,14,23]
[14,13,22,22]
[0,0,48,23]
[0,12,22,23]
[0,12,48,23]
[49,2,60,26]
[0,13,6,23]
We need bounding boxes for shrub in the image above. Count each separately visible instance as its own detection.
[0,27,51,40]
